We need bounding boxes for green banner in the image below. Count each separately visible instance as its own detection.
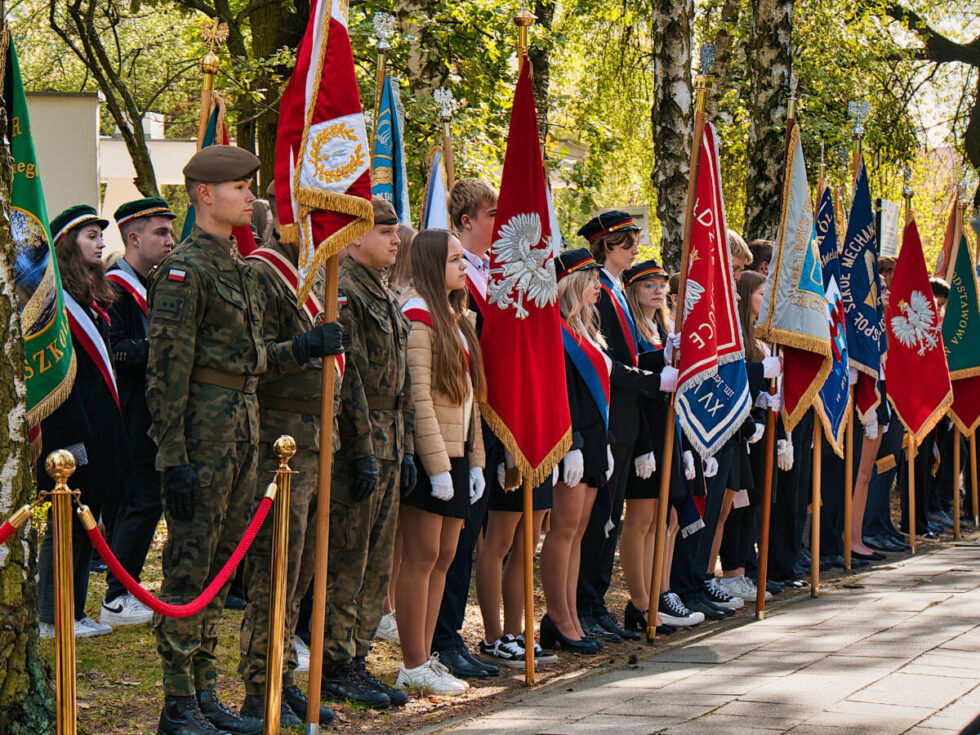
[4,37,75,423]
[942,235,980,379]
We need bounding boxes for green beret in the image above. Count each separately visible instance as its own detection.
[114,196,176,227]
[50,204,109,244]
[183,145,260,183]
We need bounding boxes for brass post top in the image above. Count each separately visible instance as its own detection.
[45,449,76,483]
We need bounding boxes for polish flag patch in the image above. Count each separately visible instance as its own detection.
[168,269,186,282]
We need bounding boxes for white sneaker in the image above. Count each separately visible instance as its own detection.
[658,591,705,627]
[293,635,310,673]
[376,611,400,644]
[736,575,772,601]
[704,578,744,610]
[395,653,469,696]
[718,575,751,599]
[100,593,152,626]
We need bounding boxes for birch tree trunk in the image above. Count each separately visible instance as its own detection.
[0,21,56,730]
[743,0,793,241]
[651,0,694,269]
[530,0,554,142]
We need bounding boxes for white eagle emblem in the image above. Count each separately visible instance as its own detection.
[684,279,705,319]
[890,290,940,356]
[487,213,557,319]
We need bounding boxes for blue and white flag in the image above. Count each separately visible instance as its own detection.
[371,76,411,224]
[838,158,883,420]
[420,148,450,229]
[815,184,850,456]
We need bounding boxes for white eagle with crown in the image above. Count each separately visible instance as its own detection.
[488,213,557,319]
[890,290,940,356]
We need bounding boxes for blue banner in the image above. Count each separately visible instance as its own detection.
[815,185,850,456]
[371,76,411,224]
[675,360,751,458]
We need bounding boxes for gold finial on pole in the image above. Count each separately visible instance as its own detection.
[264,435,297,735]
[787,72,799,122]
[848,99,870,185]
[46,449,78,735]
[514,1,535,62]
[693,43,716,115]
[196,17,229,150]
[434,87,458,188]
[371,12,396,143]
[902,166,914,229]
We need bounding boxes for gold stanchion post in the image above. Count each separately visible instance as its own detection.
[46,450,78,735]
[264,436,296,735]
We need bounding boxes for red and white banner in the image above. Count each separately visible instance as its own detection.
[247,247,324,325]
[106,269,147,316]
[885,219,952,446]
[275,0,372,305]
[480,58,571,485]
[64,292,120,411]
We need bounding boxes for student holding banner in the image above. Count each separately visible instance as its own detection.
[37,205,137,641]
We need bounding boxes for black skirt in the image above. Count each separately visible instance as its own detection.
[402,455,471,520]
[488,473,553,512]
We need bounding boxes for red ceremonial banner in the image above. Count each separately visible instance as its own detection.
[480,58,571,485]
[885,219,952,446]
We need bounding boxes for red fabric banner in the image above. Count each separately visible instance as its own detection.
[885,219,952,446]
[480,58,571,485]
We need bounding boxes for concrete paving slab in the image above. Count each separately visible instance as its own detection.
[536,714,678,734]
[847,672,978,709]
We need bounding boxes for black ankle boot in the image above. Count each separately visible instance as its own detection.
[353,656,408,706]
[240,693,301,728]
[196,691,261,735]
[321,661,391,708]
[282,685,335,725]
[158,695,228,735]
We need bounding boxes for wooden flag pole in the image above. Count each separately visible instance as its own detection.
[843,408,854,571]
[908,435,917,554]
[306,255,340,734]
[811,422,821,596]
[645,44,715,642]
[953,427,961,539]
[971,434,978,527]
[514,1,537,685]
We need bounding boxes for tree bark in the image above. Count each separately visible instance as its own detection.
[743,0,793,241]
[651,0,694,269]
[706,0,742,122]
[529,0,554,143]
[0,21,57,733]
[396,1,449,97]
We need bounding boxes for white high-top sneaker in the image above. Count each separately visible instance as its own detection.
[396,653,469,696]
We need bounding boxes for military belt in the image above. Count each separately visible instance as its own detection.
[191,367,259,394]
[366,395,403,410]
[258,393,317,415]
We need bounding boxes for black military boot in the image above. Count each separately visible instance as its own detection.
[282,685,335,725]
[196,690,262,735]
[352,656,408,707]
[321,660,390,708]
[240,693,302,728]
[157,695,229,735]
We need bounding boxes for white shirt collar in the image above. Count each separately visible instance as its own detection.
[601,266,624,292]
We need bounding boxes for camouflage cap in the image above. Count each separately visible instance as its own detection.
[183,145,260,183]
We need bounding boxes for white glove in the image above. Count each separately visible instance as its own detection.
[766,392,781,413]
[63,442,89,467]
[562,448,584,487]
[429,471,454,501]
[748,423,765,444]
[469,467,485,504]
[776,439,794,472]
[606,445,615,481]
[497,462,506,489]
[864,417,879,440]
[664,333,681,364]
[762,355,782,379]
[634,451,656,479]
[848,366,858,386]
[552,464,559,486]
[682,450,696,480]
[659,365,679,392]
[703,456,719,477]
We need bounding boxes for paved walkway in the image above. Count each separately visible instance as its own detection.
[433,544,980,734]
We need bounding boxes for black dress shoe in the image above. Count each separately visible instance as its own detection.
[581,617,621,642]
[540,614,601,654]
[224,594,246,611]
[864,535,900,552]
[799,548,812,563]
[851,549,885,561]
[434,646,497,679]
[321,661,390,708]
[196,691,261,735]
[681,593,726,621]
[766,579,784,594]
[460,646,499,676]
[282,685,334,726]
[240,693,301,728]
[922,531,940,540]
[820,555,844,570]
[159,695,231,735]
[353,656,407,706]
[847,557,870,569]
[597,611,641,640]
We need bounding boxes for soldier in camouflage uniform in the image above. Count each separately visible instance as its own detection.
[147,146,266,735]
[237,199,341,728]
[321,197,417,708]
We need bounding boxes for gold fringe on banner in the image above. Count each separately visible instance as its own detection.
[480,402,571,490]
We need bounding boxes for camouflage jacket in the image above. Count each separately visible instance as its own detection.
[248,238,342,450]
[146,225,266,469]
[336,257,414,463]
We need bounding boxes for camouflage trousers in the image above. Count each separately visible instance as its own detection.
[154,439,257,697]
[239,443,318,694]
[324,458,400,664]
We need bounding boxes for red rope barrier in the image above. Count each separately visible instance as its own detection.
[0,521,17,546]
[86,496,274,618]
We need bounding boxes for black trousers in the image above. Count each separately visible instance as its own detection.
[431,427,496,651]
[577,439,633,618]
[720,504,754,571]
[105,463,161,602]
[38,501,103,623]
[768,410,814,581]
